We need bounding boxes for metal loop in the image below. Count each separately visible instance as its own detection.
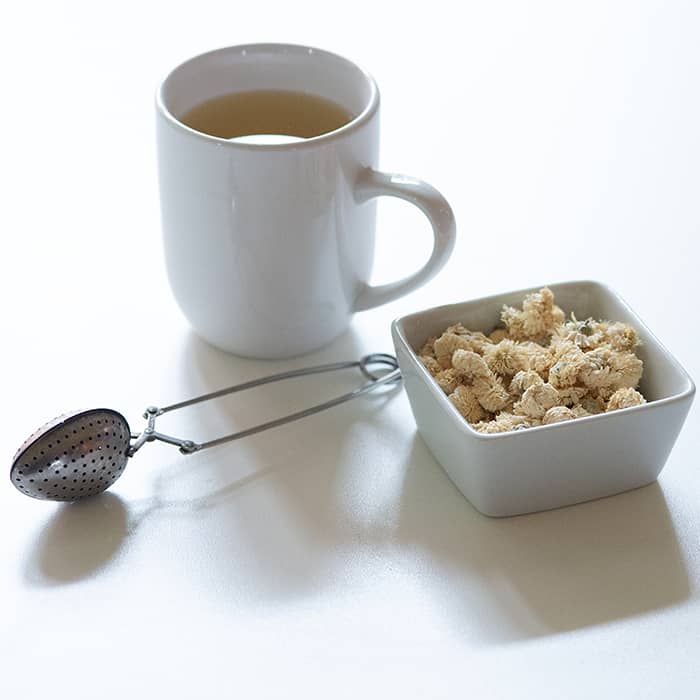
[359,353,401,382]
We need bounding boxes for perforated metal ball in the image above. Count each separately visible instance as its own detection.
[10,409,131,501]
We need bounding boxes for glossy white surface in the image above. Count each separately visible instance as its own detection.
[157,44,455,358]
[3,2,700,698]
[393,281,694,516]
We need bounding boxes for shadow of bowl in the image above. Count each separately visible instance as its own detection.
[396,434,690,641]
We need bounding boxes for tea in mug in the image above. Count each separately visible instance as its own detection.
[180,90,353,140]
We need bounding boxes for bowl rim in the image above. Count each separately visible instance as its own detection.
[391,279,696,441]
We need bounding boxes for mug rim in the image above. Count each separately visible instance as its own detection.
[155,43,380,151]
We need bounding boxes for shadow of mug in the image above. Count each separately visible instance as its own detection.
[396,435,690,642]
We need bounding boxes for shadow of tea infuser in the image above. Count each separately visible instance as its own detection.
[11,354,401,502]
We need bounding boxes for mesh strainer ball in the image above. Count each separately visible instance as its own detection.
[11,409,131,501]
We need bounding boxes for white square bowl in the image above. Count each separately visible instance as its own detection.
[391,280,695,517]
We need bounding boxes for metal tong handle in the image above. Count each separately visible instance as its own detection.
[128,353,401,456]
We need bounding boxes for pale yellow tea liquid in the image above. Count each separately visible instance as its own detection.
[180,90,353,140]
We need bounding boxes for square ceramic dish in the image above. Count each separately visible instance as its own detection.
[391,280,695,517]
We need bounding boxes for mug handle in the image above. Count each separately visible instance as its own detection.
[353,168,456,311]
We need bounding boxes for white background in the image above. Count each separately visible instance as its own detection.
[2,1,699,697]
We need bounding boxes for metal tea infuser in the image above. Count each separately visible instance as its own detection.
[11,353,401,502]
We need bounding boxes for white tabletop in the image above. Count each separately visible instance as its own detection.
[2,2,699,697]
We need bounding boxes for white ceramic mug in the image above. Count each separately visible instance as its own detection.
[156,44,456,359]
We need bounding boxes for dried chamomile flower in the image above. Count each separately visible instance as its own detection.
[419,336,438,358]
[451,349,492,378]
[570,404,591,418]
[578,346,643,397]
[560,319,640,352]
[556,385,588,407]
[483,339,551,377]
[514,382,559,419]
[470,331,493,351]
[449,385,488,423]
[474,378,511,413]
[419,356,442,377]
[606,387,646,411]
[600,322,640,352]
[474,413,535,433]
[435,368,464,394]
[548,341,587,388]
[445,323,470,336]
[552,316,598,349]
[489,328,508,343]
[509,370,544,396]
[577,347,612,392]
[452,349,510,412]
[483,339,530,376]
[451,329,493,353]
[518,341,554,375]
[542,406,577,425]
[434,333,487,368]
[502,287,565,343]
[608,351,643,389]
